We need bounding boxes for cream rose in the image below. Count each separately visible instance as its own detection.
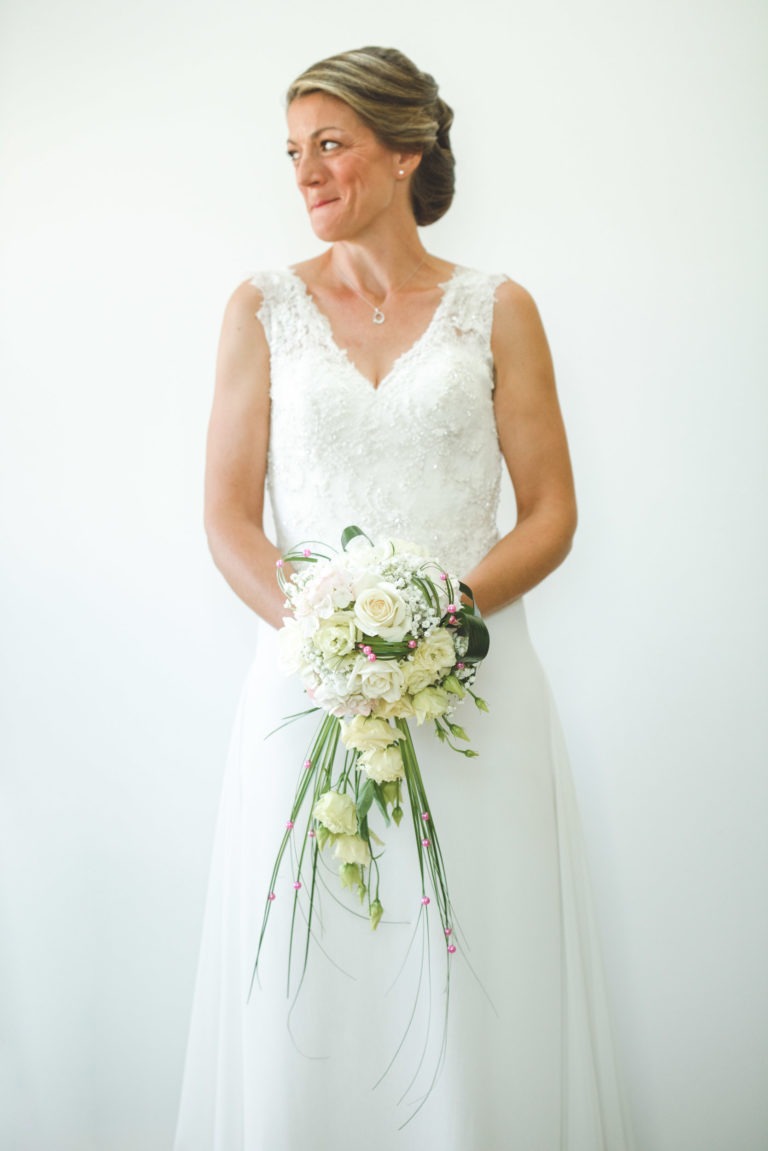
[359,745,405,783]
[411,685,451,725]
[353,581,411,641]
[402,629,457,693]
[347,655,406,703]
[332,834,372,866]
[340,715,403,753]
[372,695,416,720]
[312,611,360,660]
[312,790,358,836]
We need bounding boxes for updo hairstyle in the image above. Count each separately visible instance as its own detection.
[286,46,455,227]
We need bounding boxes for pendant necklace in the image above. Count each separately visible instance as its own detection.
[338,258,426,324]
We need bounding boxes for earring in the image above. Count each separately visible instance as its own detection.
[398,169,405,176]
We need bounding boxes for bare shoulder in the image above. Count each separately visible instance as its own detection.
[223,277,265,325]
[491,277,553,375]
[214,278,271,397]
[493,277,545,335]
[490,276,554,393]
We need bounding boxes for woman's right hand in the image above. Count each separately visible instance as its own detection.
[204,281,288,630]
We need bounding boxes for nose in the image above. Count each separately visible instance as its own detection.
[295,149,322,187]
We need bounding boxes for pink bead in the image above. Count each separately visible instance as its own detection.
[440,572,448,581]
[447,603,457,613]
[447,944,457,954]
[367,653,377,662]
[293,881,302,890]
[362,644,372,655]
[308,829,316,838]
[421,896,431,905]
[456,661,465,670]
[421,838,431,848]
[408,640,417,649]
[421,811,430,821]
[275,559,284,568]
[304,759,312,770]
[286,820,295,830]
[267,891,276,901]
[444,927,452,936]
[302,548,311,557]
[448,615,457,625]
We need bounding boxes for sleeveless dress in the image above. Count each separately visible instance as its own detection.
[174,267,634,1150]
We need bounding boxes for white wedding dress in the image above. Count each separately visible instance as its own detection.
[174,267,634,1150]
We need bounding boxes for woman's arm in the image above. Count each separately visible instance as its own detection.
[463,280,577,615]
[204,281,287,629]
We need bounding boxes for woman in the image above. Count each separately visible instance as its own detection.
[175,46,633,1150]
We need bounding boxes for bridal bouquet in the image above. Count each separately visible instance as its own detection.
[251,526,489,997]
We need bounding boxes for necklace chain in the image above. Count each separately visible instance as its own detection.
[337,258,426,324]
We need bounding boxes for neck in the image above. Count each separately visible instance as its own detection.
[326,238,429,298]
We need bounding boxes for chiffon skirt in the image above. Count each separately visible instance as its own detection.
[174,599,633,1150]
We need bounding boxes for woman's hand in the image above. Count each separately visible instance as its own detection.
[463,280,577,615]
[204,281,288,629]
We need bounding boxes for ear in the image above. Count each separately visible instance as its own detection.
[395,151,423,179]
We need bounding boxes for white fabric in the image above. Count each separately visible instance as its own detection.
[174,267,634,1150]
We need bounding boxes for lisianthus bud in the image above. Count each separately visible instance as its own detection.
[473,695,490,712]
[448,722,469,741]
[442,674,466,698]
[370,899,384,931]
[392,805,404,826]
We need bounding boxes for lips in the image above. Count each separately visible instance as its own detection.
[310,197,339,211]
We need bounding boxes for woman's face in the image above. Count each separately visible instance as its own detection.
[286,93,405,242]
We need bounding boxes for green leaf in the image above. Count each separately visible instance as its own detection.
[459,611,490,661]
[356,778,375,822]
[372,782,392,825]
[341,525,372,550]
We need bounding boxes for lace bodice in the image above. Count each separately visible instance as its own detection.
[251,266,508,575]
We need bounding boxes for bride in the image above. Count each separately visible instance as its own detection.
[175,45,633,1150]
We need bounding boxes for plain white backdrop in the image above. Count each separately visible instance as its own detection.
[1,1,766,1148]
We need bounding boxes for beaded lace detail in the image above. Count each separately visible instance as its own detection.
[250,266,509,575]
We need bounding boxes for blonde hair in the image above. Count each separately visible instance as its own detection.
[286,46,455,226]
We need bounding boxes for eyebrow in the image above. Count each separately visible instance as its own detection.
[286,126,345,144]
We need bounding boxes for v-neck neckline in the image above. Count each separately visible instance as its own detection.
[286,265,462,391]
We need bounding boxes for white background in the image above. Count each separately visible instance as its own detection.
[1,1,766,1148]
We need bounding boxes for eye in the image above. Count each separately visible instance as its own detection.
[286,148,300,164]
[319,139,341,153]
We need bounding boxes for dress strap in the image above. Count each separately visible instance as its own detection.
[440,267,509,346]
[249,269,312,354]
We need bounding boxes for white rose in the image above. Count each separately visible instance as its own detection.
[353,581,411,641]
[411,685,451,725]
[312,611,360,660]
[332,834,371,866]
[340,715,403,753]
[347,654,406,703]
[359,745,404,783]
[402,629,457,693]
[312,790,358,836]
